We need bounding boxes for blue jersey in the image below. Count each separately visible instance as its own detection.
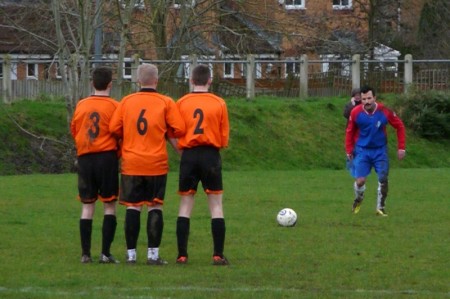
[345,102,405,154]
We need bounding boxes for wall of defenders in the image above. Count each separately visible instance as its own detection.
[71,63,230,266]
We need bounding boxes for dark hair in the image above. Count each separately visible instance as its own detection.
[351,88,360,97]
[360,85,376,96]
[192,64,210,86]
[92,66,112,91]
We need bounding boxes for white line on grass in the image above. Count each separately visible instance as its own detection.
[0,286,449,297]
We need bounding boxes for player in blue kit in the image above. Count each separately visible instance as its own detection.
[345,86,406,216]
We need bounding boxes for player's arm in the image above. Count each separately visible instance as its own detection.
[345,112,356,159]
[166,100,186,138]
[386,108,406,160]
[108,104,124,139]
[167,136,182,155]
[343,102,352,119]
[220,102,230,148]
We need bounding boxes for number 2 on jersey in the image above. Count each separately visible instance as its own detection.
[193,108,204,134]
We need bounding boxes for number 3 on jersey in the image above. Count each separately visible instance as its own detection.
[193,108,204,134]
[88,112,100,139]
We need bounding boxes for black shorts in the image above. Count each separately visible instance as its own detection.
[77,151,119,203]
[120,174,167,206]
[179,146,223,195]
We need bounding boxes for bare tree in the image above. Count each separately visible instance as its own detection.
[417,0,450,59]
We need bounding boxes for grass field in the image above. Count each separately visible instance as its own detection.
[0,169,449,298]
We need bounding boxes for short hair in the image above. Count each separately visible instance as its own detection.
[351,88,360,97]
[360,85,376,96]
[137,63,158,85]
[192,64,211,86]
[92,67,112,91]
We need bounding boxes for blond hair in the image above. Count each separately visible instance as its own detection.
[137,63,158,86]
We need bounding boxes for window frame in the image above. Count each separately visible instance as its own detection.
[26,63,38,79]
[332,0,352,10]
[285,59,301,78]
[119,0,145,9]
[173,0,196,9]
[223,62,234,78]
[284,0,305,10]
[123,61,132,80]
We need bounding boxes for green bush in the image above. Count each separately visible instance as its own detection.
[395,90,450,140]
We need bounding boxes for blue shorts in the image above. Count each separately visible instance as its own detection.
[348,146,389,182]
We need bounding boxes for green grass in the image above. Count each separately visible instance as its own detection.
[1,96,449,175]
[0,169,449,298]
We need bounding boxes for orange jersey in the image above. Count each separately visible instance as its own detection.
[109,90,185,176]
[70,96,119,156]
[176,92,229,149]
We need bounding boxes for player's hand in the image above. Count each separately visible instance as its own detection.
[398,149,406,160]
[346,153,353,161]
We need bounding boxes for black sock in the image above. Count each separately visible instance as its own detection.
[147,209,163,248]
[102,215,117,256]
[176,217,190,257]
[80,219,93,256]
[211,218,226,257]
[125,209,141,250]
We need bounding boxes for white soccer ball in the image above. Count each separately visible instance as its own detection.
[277,208,297,227]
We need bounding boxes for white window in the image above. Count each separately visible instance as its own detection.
[120,0,145,9]
[240,63,247,77]
[333,0,352,9]
[254,63,261,79]
[11,63,17,80]
[123,61,132,79]
[285,0,305,10]
[320,54,351,76]
[285,59,300,78]
[27,63,38,79]
[223,62,234,78]
[173,0,196,9]
[178,55,214,79]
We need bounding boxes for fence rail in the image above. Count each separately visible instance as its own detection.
[1,54,449,102]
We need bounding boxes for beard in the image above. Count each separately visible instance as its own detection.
[364,103,375,112]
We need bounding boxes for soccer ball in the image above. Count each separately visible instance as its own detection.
[277,208,297,227]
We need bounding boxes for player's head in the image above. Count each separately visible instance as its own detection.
[360,85,376,97]
[92,66,112,91]
[360,85,376,111]
[351,87,361,99]
[137,63,158,86]
[191,64,211,86]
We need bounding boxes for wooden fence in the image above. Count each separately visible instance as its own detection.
[1,54,449,102]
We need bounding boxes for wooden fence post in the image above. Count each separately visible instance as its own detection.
[131,54,140,83]
[2,55,12,104]
[404,54,413,93]
[189,54,198,92]
[352,54,360,90]
[246,54,255,100]
[299,54,308,98]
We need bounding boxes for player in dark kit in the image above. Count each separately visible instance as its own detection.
[173,64,230,265]
[345,85,406,216]
[70,66,120,264]
[343,88,361,122]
